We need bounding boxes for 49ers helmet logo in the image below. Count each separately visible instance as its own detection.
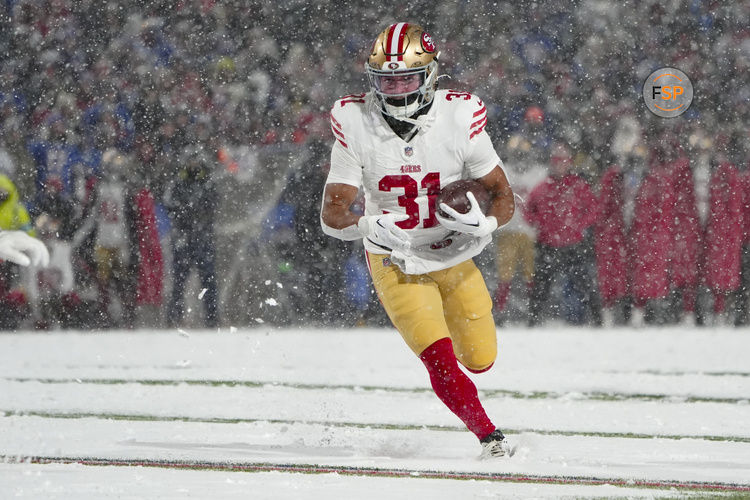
[421,32,436,52]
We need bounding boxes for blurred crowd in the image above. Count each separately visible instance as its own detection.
[0,0,748,330]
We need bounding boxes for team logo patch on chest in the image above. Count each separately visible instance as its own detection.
[400,164,422,173]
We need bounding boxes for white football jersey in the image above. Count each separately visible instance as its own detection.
[324,89,504,274]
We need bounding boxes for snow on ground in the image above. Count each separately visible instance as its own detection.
[1,326,749,499]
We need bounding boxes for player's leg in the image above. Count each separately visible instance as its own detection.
[438,259,496,373]
[367,253,496,441]
[418,336,496,440]
[432,258,511,455]
[367,252,450,354]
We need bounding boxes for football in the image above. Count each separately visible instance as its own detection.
[436,179,491,218]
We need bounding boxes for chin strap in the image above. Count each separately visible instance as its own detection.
[383,99,421,121]
[386,112,426,128]
[384,105,436,130]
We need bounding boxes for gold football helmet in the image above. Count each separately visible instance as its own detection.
[366,23,440,120]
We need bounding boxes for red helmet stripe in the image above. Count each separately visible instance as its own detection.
[386,22,409,62]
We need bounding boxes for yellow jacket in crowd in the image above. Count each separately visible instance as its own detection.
[0,174,34,235]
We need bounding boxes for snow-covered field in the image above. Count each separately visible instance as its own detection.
[1,326,749,499]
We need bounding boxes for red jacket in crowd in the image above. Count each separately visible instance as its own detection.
[703,162,744,293]
[670,158,702,310]
[133,188,163,306]
[594,165,629,307]
[741,167,750,247]
[629,162,676,305]
[524,173,599,247]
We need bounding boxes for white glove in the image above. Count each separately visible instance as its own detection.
[435,191,498,238]
[358,213,411,252]
[0,231,50,267]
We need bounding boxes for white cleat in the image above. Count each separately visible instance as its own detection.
[479,429,512,459]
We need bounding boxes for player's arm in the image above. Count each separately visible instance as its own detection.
[320,183,361,238]
[320,109,366,241]
[437,95,514,236]
[321,106,410,249]
[477,165,515,227]
[320,183,410,250]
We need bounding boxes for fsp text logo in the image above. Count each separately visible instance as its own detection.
[642,67,693,118]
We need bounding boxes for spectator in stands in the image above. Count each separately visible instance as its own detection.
[163,146,219,328]
[629,145,678,325]
[74,150,136,327]
[281,139,351,324]
[524,143,601,326]
[493,153,547,324]
[128,172,164,328]
[670,152,702,325]
[0,174,33,234]
[594,165,630,326]
[0,228,48,329]
[30,176,94,329]
[702,156,744,325]
[27,115,85,207]
[0,173,37,328]
[0,0,748,328]
[737,160,750,326]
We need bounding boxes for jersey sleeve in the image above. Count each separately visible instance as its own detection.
[326,140,363,187]
[325,105,363,188]
[448,93,501,179]
[465,126,501,179]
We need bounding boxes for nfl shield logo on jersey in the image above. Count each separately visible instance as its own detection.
[404,146,414,157]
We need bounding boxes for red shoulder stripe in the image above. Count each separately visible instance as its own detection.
[330,112,342,129]
[470,115,487,130]
[331,126,346,141]
[330,109,349,148]
[469,122,487,139]
[472,106,486,118]
[330,124,347,149]
[340,93,366,105]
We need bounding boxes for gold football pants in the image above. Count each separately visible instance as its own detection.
[366,253,496,372]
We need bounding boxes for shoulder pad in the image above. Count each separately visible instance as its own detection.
[330,93,367,149]
[439,90,487,139]
[333,93,367,109]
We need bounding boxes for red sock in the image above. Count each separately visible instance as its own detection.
[419,337,495,440]
[494,282,511,312]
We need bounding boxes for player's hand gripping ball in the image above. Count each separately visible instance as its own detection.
[435,179,497,238]
[436,179,491,218]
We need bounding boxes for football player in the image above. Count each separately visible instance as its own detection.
[320,22,515,458]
